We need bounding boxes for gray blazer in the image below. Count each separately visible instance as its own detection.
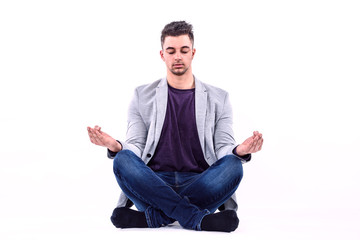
[109,76,250,211]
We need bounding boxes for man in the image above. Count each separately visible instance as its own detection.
[87,21,263,232]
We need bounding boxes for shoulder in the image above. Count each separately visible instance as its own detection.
[131,78,164,101]
[203,82,228,95]
[135,79,162,94]
[196,78,229,102]
[128,79,164,116]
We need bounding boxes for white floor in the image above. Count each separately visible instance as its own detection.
[2,206,359,240]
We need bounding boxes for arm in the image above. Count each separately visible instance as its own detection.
[214,93,263,161]
[213,92,240,160]
[121,88,148,157]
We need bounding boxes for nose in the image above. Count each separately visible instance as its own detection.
[175,52,182,60]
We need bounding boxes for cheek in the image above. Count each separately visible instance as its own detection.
[164,58,172,67]
[166,56,174,64]
[186,55,193,62]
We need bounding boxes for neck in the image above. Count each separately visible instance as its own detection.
[167,69,195,89]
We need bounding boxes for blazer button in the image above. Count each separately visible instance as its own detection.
[146,153,152,158]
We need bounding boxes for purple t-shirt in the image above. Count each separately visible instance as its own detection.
[148,85,209,173]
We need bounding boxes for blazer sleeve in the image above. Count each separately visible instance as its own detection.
[107,88,148,159]
[214,93,251,163]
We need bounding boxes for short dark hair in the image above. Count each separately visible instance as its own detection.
[161,21,194,48]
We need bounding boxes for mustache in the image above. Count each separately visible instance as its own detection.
[172,62,184,66]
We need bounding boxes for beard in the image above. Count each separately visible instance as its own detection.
[170,64,189,76]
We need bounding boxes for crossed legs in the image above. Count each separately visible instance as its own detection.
[111,150,243,231]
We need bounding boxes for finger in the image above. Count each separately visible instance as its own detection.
[259,138,264,150]
[87,128,93,137]
[255,131,261,138]
[87,127,94,137]
[87,127,95,134]
[95,127,105,139]
[255,139,262,152]
[88,128,98,138]
[251,135,262,152]
[88,129,101,145]
[96,129,110,146]
[88,132,98,145]
[252,135,260,144]
[255,138,264,152]
[248,138,257,153]
[91,129,104,145]
[94,125,102,133]
[96,130,105,142]
[94,129,104,142]
[245,136,254,147]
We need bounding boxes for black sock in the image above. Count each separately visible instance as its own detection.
[110,207,148,228]
[200,210,239,232]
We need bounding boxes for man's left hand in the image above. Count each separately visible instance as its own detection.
[236,131,263,156]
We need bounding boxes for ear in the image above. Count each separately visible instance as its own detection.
[192,48,196,59]
[160,50,165,61]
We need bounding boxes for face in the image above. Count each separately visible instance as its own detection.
[160,35,196,76]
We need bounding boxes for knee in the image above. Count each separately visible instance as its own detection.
[222,155,244,182]
[113,150,139,176]
[113,150,126,172]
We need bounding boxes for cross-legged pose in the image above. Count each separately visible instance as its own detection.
[87,21,263,232]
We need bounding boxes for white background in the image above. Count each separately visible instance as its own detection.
[1,0,359,239]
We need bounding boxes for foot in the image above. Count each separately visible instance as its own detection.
[200,210,239,232]
[110,207,148,228]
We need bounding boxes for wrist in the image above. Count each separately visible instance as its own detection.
[235,145,247,157]
[109,140,122,152]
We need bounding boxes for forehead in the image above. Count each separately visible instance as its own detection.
[163,35,193,49]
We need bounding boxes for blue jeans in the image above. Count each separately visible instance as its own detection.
[113,150,243,230]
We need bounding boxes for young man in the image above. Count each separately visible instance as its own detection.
[87,21,263,232]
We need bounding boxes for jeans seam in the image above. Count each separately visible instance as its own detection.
[145,207,153,228]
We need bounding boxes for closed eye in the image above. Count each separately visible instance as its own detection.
[165,46,191,55]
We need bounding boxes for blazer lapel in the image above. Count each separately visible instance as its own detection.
[154,78,168,147]
[195,77,207,153]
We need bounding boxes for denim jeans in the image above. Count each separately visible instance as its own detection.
[113,150,243,230]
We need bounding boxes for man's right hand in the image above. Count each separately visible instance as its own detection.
[87,125,122,152]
